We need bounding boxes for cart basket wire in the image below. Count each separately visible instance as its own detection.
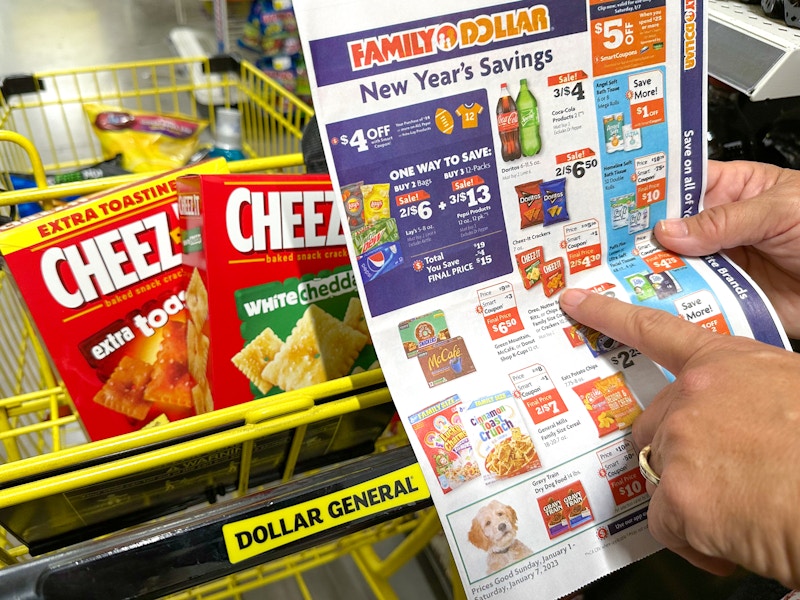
[0,55,462,600]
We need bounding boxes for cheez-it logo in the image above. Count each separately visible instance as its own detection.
[226,188,344,253]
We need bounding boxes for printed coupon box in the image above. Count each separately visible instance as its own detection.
[0,159,229,440]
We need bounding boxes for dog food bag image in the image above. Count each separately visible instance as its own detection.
[409,395,480,493]
[461,391,541,484]
[537,480,595,539]
[467,498,534,576]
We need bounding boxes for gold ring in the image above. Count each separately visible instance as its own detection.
[639,445,661,486]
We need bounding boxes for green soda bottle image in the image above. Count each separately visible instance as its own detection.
[517,78,541,156]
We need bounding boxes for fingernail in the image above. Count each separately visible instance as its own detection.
[560,288,590,310]
[658,218,689,237]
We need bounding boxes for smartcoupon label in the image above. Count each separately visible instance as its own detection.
[223,463,430,563]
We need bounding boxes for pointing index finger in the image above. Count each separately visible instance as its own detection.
[559,288,714,375]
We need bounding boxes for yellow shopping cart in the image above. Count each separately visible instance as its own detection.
[0,56,462,600]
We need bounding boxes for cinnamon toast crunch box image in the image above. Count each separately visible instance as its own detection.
[0,158,229,441]
[177,174,379,412]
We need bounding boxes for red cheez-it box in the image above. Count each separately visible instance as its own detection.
[0,158,229,440]
[177,174,377,412]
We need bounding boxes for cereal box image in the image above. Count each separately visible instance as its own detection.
[0,158,229,440]
[408,395,480,493]
[461,391,541,484]
[178,174,378,406]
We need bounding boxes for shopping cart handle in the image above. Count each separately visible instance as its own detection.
[0,74,44,99]
[0,446,430,600]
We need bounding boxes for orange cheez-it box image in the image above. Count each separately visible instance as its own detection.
[0,158,229,441]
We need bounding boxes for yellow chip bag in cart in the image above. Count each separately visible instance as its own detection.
[84,103,207,173]
[361,183,391,225]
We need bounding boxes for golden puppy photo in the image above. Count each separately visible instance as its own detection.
[468,499,533,574]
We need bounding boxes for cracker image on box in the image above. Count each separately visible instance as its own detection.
[258,303,368,392]
[461,390,541,483]
[232,269,376,397]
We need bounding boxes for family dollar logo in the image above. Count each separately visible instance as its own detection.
[348,5,551,70]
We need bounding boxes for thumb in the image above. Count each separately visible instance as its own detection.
[654,197,786,257]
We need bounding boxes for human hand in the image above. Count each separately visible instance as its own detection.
[655,160,800,338]
[560,288,800,589]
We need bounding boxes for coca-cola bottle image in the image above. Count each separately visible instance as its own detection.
[497,83,521,162]
[517,78,541,156]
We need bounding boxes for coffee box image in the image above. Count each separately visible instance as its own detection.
[177,173,379,409]
[0,158,229,440]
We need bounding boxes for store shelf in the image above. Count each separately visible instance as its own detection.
[709,0,800,100]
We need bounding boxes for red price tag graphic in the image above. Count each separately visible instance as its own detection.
[630,98,664,128]
[608,469,648,506]
[634,152,666,207]
[484,307,524,340]
[636,178,665,207]
[641,249,685,273]
[524,389,568,424]
[477,281,523,340]
[565,219,602,274]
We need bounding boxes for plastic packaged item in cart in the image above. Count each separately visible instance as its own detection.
[0,158,229,441]
[208,108,246,162]
[84,103,207,173]
[8,155,130,205]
